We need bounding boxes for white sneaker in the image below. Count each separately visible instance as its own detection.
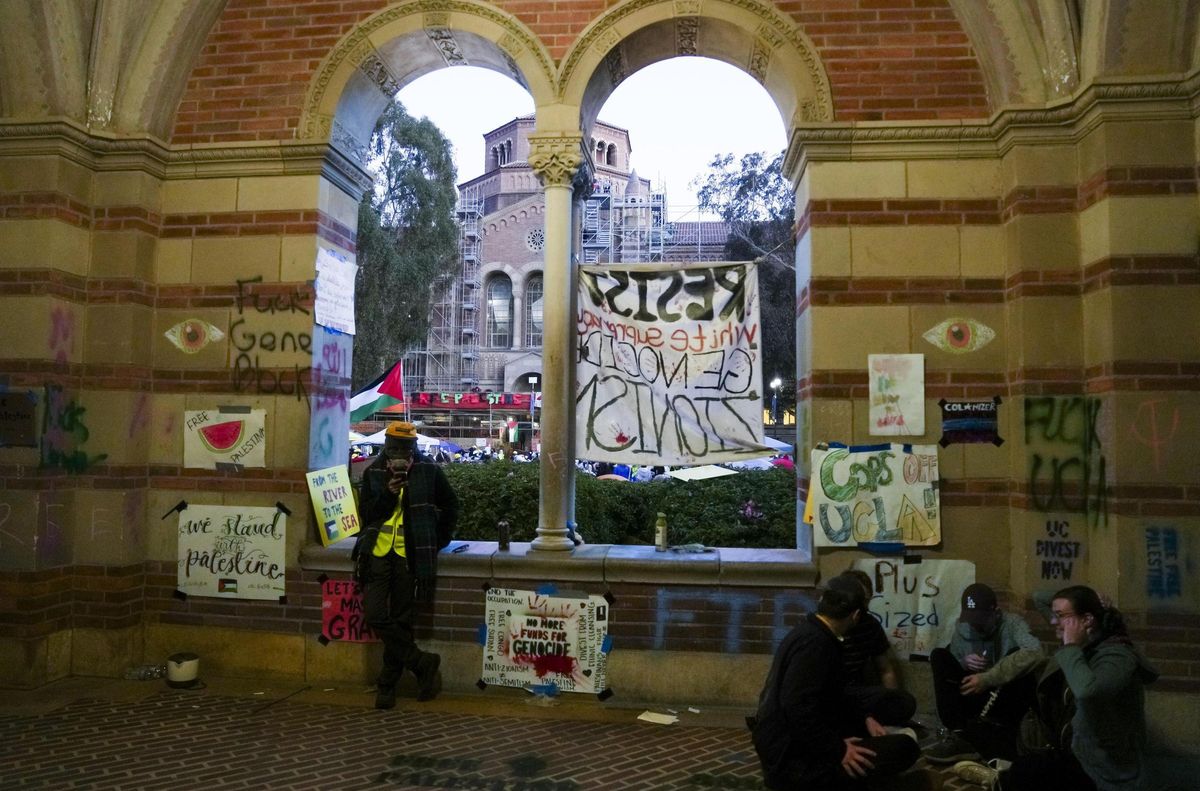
[885,725,919,743]
[952,759,999,789]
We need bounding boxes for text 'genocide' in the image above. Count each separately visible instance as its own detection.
[575,264,763,460]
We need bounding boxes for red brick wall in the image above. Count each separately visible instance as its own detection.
[170,0,989,144]
[4,564,1198,692]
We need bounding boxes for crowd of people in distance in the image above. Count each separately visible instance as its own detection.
[752,573,1159,791]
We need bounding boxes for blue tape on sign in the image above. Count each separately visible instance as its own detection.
[847,442,892,453]
[858,541,906,556]
[529,682,558,697]
[536,583,558,596]
[601,634,613,654]
[476,624,488,645]
[902,444,913,454]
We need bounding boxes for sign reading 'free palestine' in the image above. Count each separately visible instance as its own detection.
[574,261,770,466]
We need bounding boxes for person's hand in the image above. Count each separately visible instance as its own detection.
[865,715,888,738]
[841,737,877,778]
[964,652,990,671]
[960,674,987,695]
[1060,615,1088,646]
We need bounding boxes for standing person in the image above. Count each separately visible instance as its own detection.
[354,421,458,709]
[752,575,921,790]
[953,585,1159,791]
[841,570,917,733]
[924,583,1043,764]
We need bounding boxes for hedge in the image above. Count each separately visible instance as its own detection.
[442,462,796,549]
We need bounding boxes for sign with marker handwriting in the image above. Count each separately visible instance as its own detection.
[482,588,609,694]
[575,261,769,465]
[853,558,975,657]
[321,578,376,642]
[811,443,941,547]
[306,465,360,546]
[176,504,286,600]
[183,409,266,469]
[869,354,925,436]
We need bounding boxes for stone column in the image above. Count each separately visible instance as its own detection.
[527,133,582,551]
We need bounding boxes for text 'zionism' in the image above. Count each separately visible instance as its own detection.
[575,262,769,465]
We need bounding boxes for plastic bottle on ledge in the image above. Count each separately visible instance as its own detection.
[655,512,668,552]
[123,663,166,681]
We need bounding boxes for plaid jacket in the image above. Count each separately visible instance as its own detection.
[355,452,457,601]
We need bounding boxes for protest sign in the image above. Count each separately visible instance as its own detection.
[852,557,975,657]
[482,588,609,694]
[176,504,286,600]
[575,261,769,465]
[869,354,925,436]
[939,397,1003,446]
[811,443,941,547]
[314,247,357,335]
[321,578,376,642]
[306,465,360,546]
[183,409,266,469]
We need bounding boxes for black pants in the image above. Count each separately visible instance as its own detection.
[929,647,1036,760]
[364,552,425,689]
[1001,751,1096,791]
[776,734,920,790]
[845,684,918,727]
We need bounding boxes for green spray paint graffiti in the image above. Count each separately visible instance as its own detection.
[41,385,107,472]
[1024,396,1108,528]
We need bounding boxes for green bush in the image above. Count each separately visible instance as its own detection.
[443,462,796,548]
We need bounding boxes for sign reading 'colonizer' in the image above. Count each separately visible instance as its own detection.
[574,261,769,465]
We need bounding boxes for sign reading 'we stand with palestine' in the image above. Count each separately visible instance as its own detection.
[574,261,771,466]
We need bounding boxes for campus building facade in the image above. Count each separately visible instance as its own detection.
[0,1,1197,751]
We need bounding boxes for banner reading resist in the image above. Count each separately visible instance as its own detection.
[575,261,769,465]
[811,443,942,547]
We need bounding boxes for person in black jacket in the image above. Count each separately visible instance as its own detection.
[752,575,921,789]
[354,421,457,709]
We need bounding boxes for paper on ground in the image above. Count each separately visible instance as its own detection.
[637,711,679,725]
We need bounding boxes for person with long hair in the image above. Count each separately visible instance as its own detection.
[953,585,1159,790]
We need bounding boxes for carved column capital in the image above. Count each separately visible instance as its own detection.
[527,133,584,188]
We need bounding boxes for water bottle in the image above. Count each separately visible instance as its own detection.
[497,519,510,551]
[655,512,668,552]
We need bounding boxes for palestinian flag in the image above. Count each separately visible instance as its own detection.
[350,361,405,421]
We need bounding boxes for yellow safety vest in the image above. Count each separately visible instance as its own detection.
[372,492,406,557]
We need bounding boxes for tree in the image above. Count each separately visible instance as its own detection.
[353,101,460,389]
[692,151,796,417]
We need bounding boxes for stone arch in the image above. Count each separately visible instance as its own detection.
[297,0,555,160]
[556,0,833,136]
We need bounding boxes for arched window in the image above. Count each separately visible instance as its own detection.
[596,140,605,161]
[524,274,543,348]
[506,140,513,163]
[486,275,513,348]
[607,143,617,166]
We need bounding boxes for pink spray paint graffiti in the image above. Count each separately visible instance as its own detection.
[48,306,75,365]
[1128,398,1180,473]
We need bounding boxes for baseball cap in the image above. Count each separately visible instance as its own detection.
[822,572,868,612]
[960,583,998,626]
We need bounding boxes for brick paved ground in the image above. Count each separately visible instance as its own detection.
[0,679,975,790]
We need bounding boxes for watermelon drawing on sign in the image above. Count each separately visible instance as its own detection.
[198,420,244,453]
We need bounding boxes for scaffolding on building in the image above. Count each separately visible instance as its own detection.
[581,181,667,264]
[408,198,483,391]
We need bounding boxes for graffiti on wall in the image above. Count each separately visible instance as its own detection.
[309,324,351,470]
[231,276,312,400]
[1128,398,1180,473]
[41,385,107,472]
[653,588,816,652]
[1025,396,1108,528]
[48,305,75,365]
[1035,519,1083,581]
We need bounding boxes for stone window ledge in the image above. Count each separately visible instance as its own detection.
[300,540,816,588]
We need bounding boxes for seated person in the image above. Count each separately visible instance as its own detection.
[924,583,1043,764]
[952,585,1159,791]
[841,570,918,732]
[752,575,921,789]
